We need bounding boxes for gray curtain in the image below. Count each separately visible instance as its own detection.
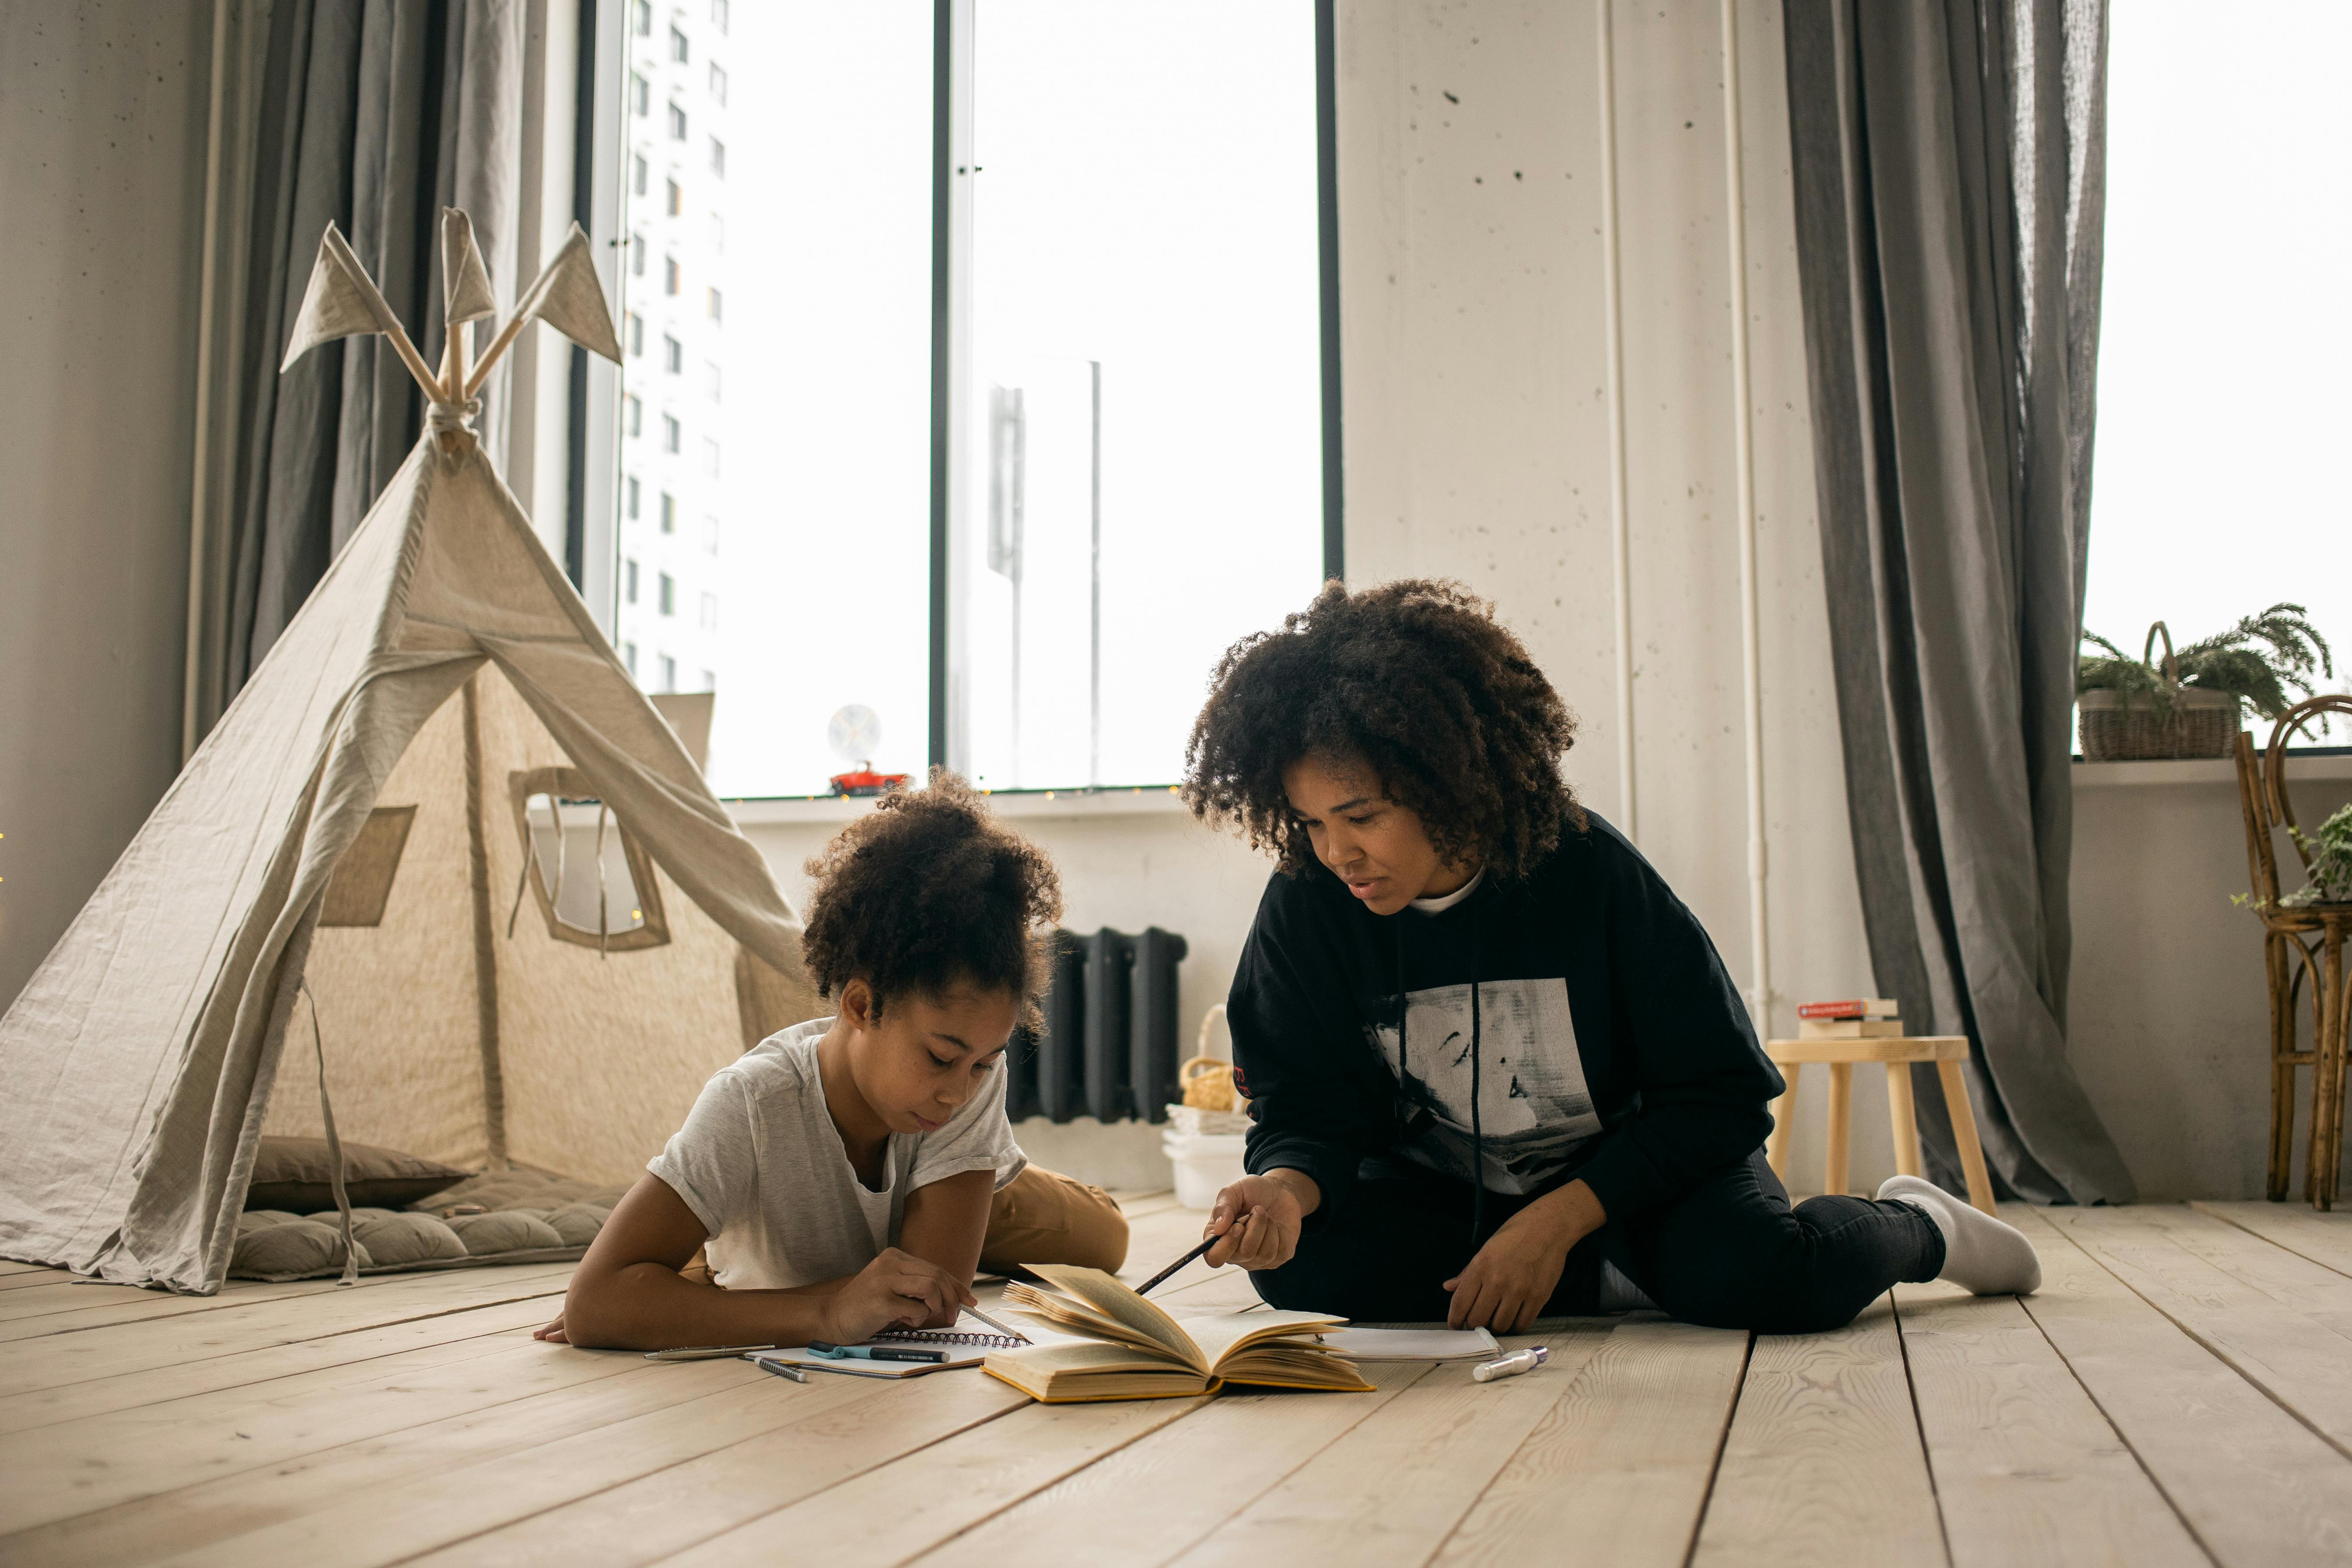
[1783,0,2134,1204]
[206,0,523,734]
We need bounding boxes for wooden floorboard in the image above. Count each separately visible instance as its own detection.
[24,1193,2352,1565]
[2193,1201,2352,1282]
[1172,1329,1619,1567]
[2016,1209,2352,1565]
[0,1263,573,1402]
[1690,1294,1946,1568]
[1434,1316,1748,1568]
[918,1364,1438,1568]
[1894,1280,2204,1568]
[2044,1206,2352,1456]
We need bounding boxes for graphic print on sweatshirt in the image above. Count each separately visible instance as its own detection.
[1365,978,1603,1194]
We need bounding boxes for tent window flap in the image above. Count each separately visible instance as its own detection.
[506,768,670,951]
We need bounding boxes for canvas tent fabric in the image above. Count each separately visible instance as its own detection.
[0,211,817,1294]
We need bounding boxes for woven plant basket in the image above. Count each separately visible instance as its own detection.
[2078,687,2241,760]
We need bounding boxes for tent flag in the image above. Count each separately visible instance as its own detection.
[441,207,499,328]
[0,210,819,1294]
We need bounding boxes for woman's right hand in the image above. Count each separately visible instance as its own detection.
[1201,1170,1318,1270]
[818,1247,974,1342]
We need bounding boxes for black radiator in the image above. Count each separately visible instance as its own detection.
[1006,926,1188,1123]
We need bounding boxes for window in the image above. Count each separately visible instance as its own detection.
[630,233,646,276]
[624,558,640,604]
[658,574,676,616]
[664,334,683,373]
[670,24,689,63]
[659,654,678,693]
[2086,8,2349,739]
[700,592,720,631]
[700,668,718,691]
[633,0,651,36]
[625,396,642,438]
[668,102,688,140]
[630,73,649,116]
[600,6,1327,797]
[666,177,683,217]
[623,641,638,678]
[665,256,681,296]
[710,0,728,34]
[512,767,668,950]
[956,4,1324,788]
[661,492,677,533]
[625,475,640,518]
[626,312,644,356]
[632,153,648,196]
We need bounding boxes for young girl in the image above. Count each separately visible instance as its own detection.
[1182,580,2040,1334]
[548,772,1126,1351]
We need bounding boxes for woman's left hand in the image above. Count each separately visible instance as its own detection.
[1444,1180,1606,1333]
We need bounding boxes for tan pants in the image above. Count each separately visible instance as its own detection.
[980,1164,1129,1275]
[679,1164,1127,1283]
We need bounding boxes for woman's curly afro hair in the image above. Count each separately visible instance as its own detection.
[1181,578,1582,881]
[801,769,1064,1026]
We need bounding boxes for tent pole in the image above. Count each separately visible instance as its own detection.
[463,673,511,1168]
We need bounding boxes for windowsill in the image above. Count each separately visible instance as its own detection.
[726,785,1191,826]
[2074,753,2352,788]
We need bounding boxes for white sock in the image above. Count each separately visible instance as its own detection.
[1876,1174,2042,1295]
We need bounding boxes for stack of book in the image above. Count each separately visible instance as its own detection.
[1798,998,1901,1039]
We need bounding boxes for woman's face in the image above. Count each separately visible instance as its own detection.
[1281,752,1476,916]
[839,978,1015,1134]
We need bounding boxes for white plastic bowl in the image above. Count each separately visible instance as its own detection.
[1162,1129,1248,1211]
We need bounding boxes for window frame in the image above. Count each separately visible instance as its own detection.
[572,0,1340,790]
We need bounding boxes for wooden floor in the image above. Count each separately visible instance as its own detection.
[13,1198,2352,1564]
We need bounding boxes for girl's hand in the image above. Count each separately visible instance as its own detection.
[819,1247,975,1343]
[1202,1169,1319,1270]
[1445,1180,1606,1333]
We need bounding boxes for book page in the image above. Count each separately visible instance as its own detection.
[1027,1264,1206,1372]
[1184,1308,1348,1370]
[1313,1326,1498,1361]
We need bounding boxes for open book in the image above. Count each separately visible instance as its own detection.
[985,1264,1375,1402]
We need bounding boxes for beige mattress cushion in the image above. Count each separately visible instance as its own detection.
[228,1169,630,1281]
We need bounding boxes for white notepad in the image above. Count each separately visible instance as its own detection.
[1312,1326,1499,1361]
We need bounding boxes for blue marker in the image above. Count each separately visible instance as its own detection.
[805,1341,947,1364]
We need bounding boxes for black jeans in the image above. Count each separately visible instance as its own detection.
[1252,1150,1946,1335]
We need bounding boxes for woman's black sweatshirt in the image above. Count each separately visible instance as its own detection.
[1226,809,1785,1226]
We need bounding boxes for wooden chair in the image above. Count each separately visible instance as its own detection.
[2234,696,2352,1208]
[1763,1036,1996,1214]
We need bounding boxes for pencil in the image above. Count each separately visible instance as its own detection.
[963,1303,1032,1343]
[1135,1233,1219,1296]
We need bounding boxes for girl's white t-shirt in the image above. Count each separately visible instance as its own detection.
[646,1017,1026,1290]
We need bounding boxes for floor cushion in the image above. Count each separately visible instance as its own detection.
[244,1135,470,1213]
[228,1169,632,1281]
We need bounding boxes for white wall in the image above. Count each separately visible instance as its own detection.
[2071,758,2352,1200]
[1335,0,1889,1193]
[0,3,214,1012]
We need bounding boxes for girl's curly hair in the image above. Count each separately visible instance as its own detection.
[1181,579,1582,880]
[801,769,1064,1026]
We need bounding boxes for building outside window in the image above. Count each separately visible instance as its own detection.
[633,153,648,196]
[667,178,683,217]
[624,559,639,604]
[630,73,649,116]
[664,334,683,373]
[670,24,689,63]
[625,396,641,438]
[626,312,643,355]
[660,492,676,534]
[610,5,1319,787]
[625,476,640,519]
[623,641,638,677]
[658,574,676,616]
[633,0,650,36]
[630,234,645,276]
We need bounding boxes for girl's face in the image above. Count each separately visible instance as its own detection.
[838,977,1016,1134]
[1281,752,1477,917]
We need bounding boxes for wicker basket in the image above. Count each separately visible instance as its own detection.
[2078,687,2241,761]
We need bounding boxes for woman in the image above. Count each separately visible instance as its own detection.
[1181,580,2039,1334]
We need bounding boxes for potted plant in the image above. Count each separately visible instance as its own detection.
[2284,804,2352,908]
[2077,603,2334,761]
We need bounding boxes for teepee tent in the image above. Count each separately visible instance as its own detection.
[0,211,817,1294]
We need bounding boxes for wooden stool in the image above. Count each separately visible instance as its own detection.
[1763,1035,1996,1214]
